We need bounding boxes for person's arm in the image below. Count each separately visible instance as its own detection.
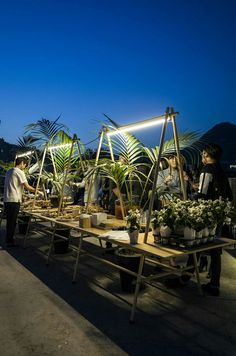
[156,170,171,195]
[23,182,44,197]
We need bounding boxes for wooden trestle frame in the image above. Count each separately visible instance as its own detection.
[85,127,116,213]
[85,107,187,243]
[31,134,85,213]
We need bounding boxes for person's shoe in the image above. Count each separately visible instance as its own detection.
[202,283,220,296]
[165,277,188,288]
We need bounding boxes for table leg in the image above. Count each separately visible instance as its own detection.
[193,252,203,295]
[46,223,57,265]
[23,215,32,248]
[72,234,83,282]
[129,254,145,323]
[0,205,4,228]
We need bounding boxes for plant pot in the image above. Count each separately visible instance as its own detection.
[128,230,139,245]
[152,227,161,243]
[53,228,70,254]
[160,225,172,238]
[202,227,209,237]
[18,215,30,235]
[183,227,196,240]
[209,225,217,237]
[116,248,143,293]
[50,196,60,208]
[195,230,203,238]
[175,225,185,236]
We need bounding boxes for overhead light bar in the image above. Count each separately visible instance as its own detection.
[48,143,73,150]
[106,112,177,137]
[16,150,35,158]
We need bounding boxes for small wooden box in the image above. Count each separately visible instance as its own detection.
[79,214,91,228]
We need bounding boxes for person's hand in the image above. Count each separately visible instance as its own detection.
[37,191,44,198]
[165,175,173,184]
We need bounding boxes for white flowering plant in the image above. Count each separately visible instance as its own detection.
[156,203,177,230]
[160,198,234,231]
[208,199,234,227]
[150,210,160,229]
[126,209,141,233]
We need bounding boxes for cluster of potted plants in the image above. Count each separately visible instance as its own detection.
[150,198,234,246]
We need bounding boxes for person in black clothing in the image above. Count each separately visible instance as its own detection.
[166,143,233,296]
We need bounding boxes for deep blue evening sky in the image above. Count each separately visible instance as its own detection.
[0,0,236,148]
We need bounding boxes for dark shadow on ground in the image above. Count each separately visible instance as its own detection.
[1,226,236,356]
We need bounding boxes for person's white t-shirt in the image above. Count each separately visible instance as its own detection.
[3,167,27,203]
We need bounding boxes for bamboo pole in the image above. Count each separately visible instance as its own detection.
[143,112,169,243]
[171,114,187,200]
[32,146,47,209]
[77,138,85,174]
[85,130,104,213]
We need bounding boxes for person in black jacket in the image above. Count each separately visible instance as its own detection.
[195,144,233,201]
[166,143,233,296]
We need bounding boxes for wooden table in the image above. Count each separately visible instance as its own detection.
[23,210,236,322]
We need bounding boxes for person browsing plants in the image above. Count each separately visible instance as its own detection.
[156,153,189,206]
[3,157,44,247]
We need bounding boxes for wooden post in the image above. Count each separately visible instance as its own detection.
[85,130,104,213]
[32,146,47,209]
[171,113,187,200]
[144,114,169,243]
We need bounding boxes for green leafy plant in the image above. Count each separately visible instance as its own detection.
[126,209,141,233]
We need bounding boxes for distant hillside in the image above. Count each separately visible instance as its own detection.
[0,138,19,163]
[200,122,236,165]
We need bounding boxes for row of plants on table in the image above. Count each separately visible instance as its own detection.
[125,198,234,246]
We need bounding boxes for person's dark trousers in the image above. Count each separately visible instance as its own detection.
[4,202,20,244]
[208,248,221,287]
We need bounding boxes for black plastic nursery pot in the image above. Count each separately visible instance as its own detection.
[53,228,70,254]
[18,215,30,235]
[116,248,143,293]
[50,195,60,208]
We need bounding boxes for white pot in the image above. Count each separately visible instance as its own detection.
[183,227,196,240]
[152,227,161,243]
[202,227,209,237]
[209,225,217,236]
[175,225,185,236]
[160,225,172,238]
[195,230,203,238]
[128,230,139,245]
[152,226,160,236]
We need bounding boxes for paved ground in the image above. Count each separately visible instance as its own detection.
[0,221,236,356]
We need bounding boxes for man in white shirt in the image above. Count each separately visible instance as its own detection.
[3,157,42,247]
